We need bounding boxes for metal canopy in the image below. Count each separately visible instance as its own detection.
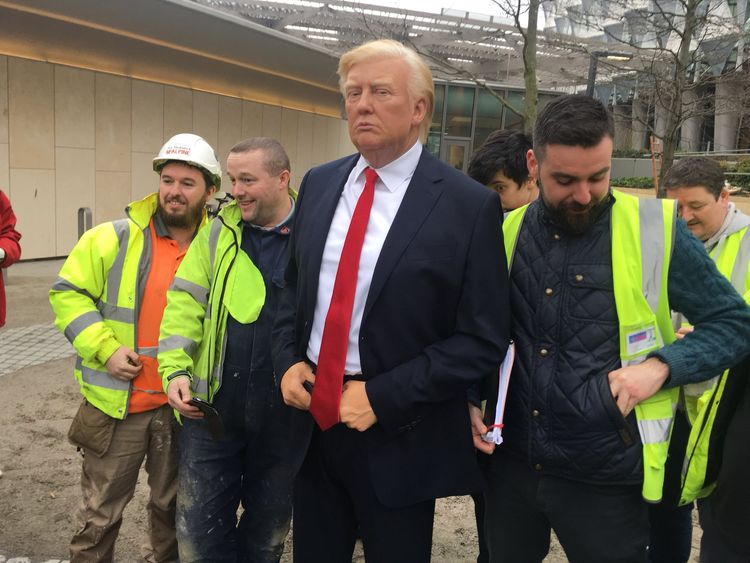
[192,0,638,90]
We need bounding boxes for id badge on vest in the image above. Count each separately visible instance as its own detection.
[622,320,660,366]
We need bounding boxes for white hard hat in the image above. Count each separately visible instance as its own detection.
[153,133,222,190]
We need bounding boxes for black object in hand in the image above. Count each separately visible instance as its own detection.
[302,380,314,394]
[187,397,225,440]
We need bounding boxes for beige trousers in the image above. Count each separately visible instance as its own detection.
[70,403,178,563]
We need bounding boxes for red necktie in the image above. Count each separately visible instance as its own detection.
[310,167,378,430]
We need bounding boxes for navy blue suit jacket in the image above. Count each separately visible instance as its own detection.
[273,148,510,507]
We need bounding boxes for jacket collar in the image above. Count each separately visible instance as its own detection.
[125,192,209,232]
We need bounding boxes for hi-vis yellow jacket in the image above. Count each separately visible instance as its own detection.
[503,190,678,503]
[157,202,266,401]
[680,224,750,505]
[49,193,208,419]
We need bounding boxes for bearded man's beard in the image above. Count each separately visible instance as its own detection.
[540,180,611,235]
[157,195,206,229]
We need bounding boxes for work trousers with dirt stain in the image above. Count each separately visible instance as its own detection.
[70,403,178,563]
[176,365,306,563]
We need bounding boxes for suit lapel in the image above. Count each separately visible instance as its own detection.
[363,150,445,320]
[304,155,358,318]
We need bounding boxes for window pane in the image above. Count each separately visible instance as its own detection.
[446,85,475,137]
[473,88,505,151]
[431,83,445,131]
[503,91,525,131]
[426,132,441,158]
[445,143,467,171]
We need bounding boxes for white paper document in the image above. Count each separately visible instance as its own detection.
[483,341,515,445]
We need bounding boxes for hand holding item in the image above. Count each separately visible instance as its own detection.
[166,376,203,419]
[280,361,315,410]
[469,403,495,454]
[105,346,142,381]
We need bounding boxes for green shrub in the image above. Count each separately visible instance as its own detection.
[612,149,650,159]
[611,177,654,189]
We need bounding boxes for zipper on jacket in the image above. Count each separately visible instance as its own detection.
[206,215,240,401]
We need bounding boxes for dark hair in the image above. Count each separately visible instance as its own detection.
[159,159,214,191]
[468,129,532,187]
[533,95,614,161]
[229,137,290,176]
[662,156,725,199]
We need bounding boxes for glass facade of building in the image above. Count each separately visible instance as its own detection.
[428,81,558,172]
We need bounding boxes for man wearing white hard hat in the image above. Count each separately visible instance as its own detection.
[50,133,220,562]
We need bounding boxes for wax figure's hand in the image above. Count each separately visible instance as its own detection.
[166,376,203,419]
[340,381,377,431]
[675,325,694,340]
[469,403,495,454]
[280,361,315,411]
[607,357,670,416]
[105,346,142,381]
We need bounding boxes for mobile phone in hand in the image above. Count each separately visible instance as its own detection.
[186,397,225,440]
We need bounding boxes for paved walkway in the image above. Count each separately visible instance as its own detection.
[0,322,74,377]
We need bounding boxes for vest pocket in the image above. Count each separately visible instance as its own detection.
[565,265,617,324]
[596,376,636,446]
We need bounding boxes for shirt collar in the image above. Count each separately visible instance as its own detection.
[353,140,423,192]
[244,196,296,235]
[151,209,205,241]
[151,211,172,238]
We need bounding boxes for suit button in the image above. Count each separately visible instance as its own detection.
[539,348,549,357]
[534,463,543,471]
[532,409,540,417]
[553,233,560,240]
[575,274,584,282]
[544,288,553,296]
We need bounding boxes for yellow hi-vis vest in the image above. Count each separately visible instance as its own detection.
[503,190,678,502]
[49,193,208,419]
[679,225,750,505]
[157,202,266,402]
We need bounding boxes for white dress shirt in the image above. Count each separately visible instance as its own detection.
[307,140,423,373]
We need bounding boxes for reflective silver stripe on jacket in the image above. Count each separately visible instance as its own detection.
[139,346,158,358]
[106,219,130,305]
[193,376,209,396]
[638,198,668,314]
[731,228,750,292]
[208,219,223,273]
[159,334,198,357]
[637,416,673,444]
[76,356,130,391]
[96,301,135,324]
[64,311,104,343]
[170,277,209,307]
[51,277,96,301]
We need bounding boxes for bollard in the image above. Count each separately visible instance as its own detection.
[77,207,93,239]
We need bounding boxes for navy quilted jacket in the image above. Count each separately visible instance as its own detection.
[502,192,750,484]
